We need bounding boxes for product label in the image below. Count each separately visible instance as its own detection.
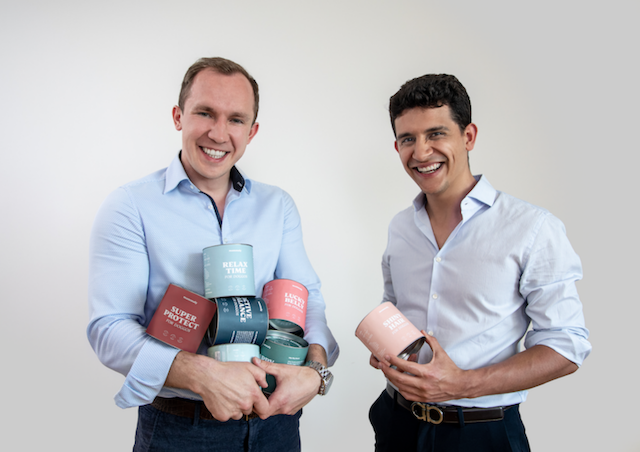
[223,261,248,275]
[146,284,217,353]
[163,306,200,331]
[236,297,253,323]
[284,292,306,312]
[203,244,256,298]
[383,313,406,330]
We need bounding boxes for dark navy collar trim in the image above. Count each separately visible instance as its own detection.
[231,166,245,192]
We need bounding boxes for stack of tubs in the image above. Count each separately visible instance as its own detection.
[203,243,309,393]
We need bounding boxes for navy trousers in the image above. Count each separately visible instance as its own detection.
[133,404,302,452]
[369,390,531,452]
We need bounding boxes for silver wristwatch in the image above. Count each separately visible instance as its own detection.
[304,361,333,395]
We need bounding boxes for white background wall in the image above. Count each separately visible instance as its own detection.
[1,1,638,450]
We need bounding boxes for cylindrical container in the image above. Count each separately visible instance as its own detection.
[207,297,269,346]
[262,279,308,336]
[203,243,256,298]
[355,302,426,363]
[207,343,260,362]
[259,330,309,394]
[146,284,217,353]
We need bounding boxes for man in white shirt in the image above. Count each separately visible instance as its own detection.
[368,74,590,451]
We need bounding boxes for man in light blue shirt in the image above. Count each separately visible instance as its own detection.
[368,74,590,451]
[87,57,338,452]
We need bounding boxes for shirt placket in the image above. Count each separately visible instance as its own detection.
[220,188,242,245]
[426,253,443,338]
[184,181,224,243]
[422,196,477,339]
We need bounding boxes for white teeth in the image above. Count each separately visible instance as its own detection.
[201,147,226,159]
[417,163,442,173]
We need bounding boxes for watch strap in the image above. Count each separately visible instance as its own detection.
[305,361,333,395]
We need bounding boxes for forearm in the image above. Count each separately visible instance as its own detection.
[165,351,267,395]
[384,337,579,404]
[166,351,271,420]
[461,345,578,399]
[165,351,213,395]
[305,343,328,367]
[304,343,326,395]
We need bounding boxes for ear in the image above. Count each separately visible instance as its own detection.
[172,106,183,131]
[464,123,478,151]
[246,122,259,144]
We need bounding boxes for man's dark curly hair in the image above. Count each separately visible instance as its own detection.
[389,74,472,136]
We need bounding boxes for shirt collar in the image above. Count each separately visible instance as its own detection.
[466,175,496,207]
[412,174,497,211]
[164,152,248,195]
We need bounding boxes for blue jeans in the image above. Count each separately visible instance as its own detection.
[133,404,302,452]
[369,390,530,452]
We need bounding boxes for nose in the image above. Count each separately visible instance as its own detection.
[413,137,433,161]
[208,119,229,143]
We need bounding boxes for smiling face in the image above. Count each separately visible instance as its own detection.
[394,105,477,201]
[173,69,259,195]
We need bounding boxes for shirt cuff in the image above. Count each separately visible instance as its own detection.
[114,338,181,408]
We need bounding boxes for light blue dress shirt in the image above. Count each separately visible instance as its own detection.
[382,175,591,408]
[88,154,339,408]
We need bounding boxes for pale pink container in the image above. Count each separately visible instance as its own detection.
[355,302,426,362]
[262,279,308,336]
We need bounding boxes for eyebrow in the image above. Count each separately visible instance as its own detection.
[397,125,449,141]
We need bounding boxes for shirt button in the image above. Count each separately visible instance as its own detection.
[208,205,213,210]
[435,257,442,263]
[432,294,438,299]
[428,331,434,336]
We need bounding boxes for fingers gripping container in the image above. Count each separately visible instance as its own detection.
[259,330,309,394]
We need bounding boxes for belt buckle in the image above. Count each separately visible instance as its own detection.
[244,412,259,421]
[411,402,444,424]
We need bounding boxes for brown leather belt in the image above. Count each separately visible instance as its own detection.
[151,397,259,421]
[386,384,515,424]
